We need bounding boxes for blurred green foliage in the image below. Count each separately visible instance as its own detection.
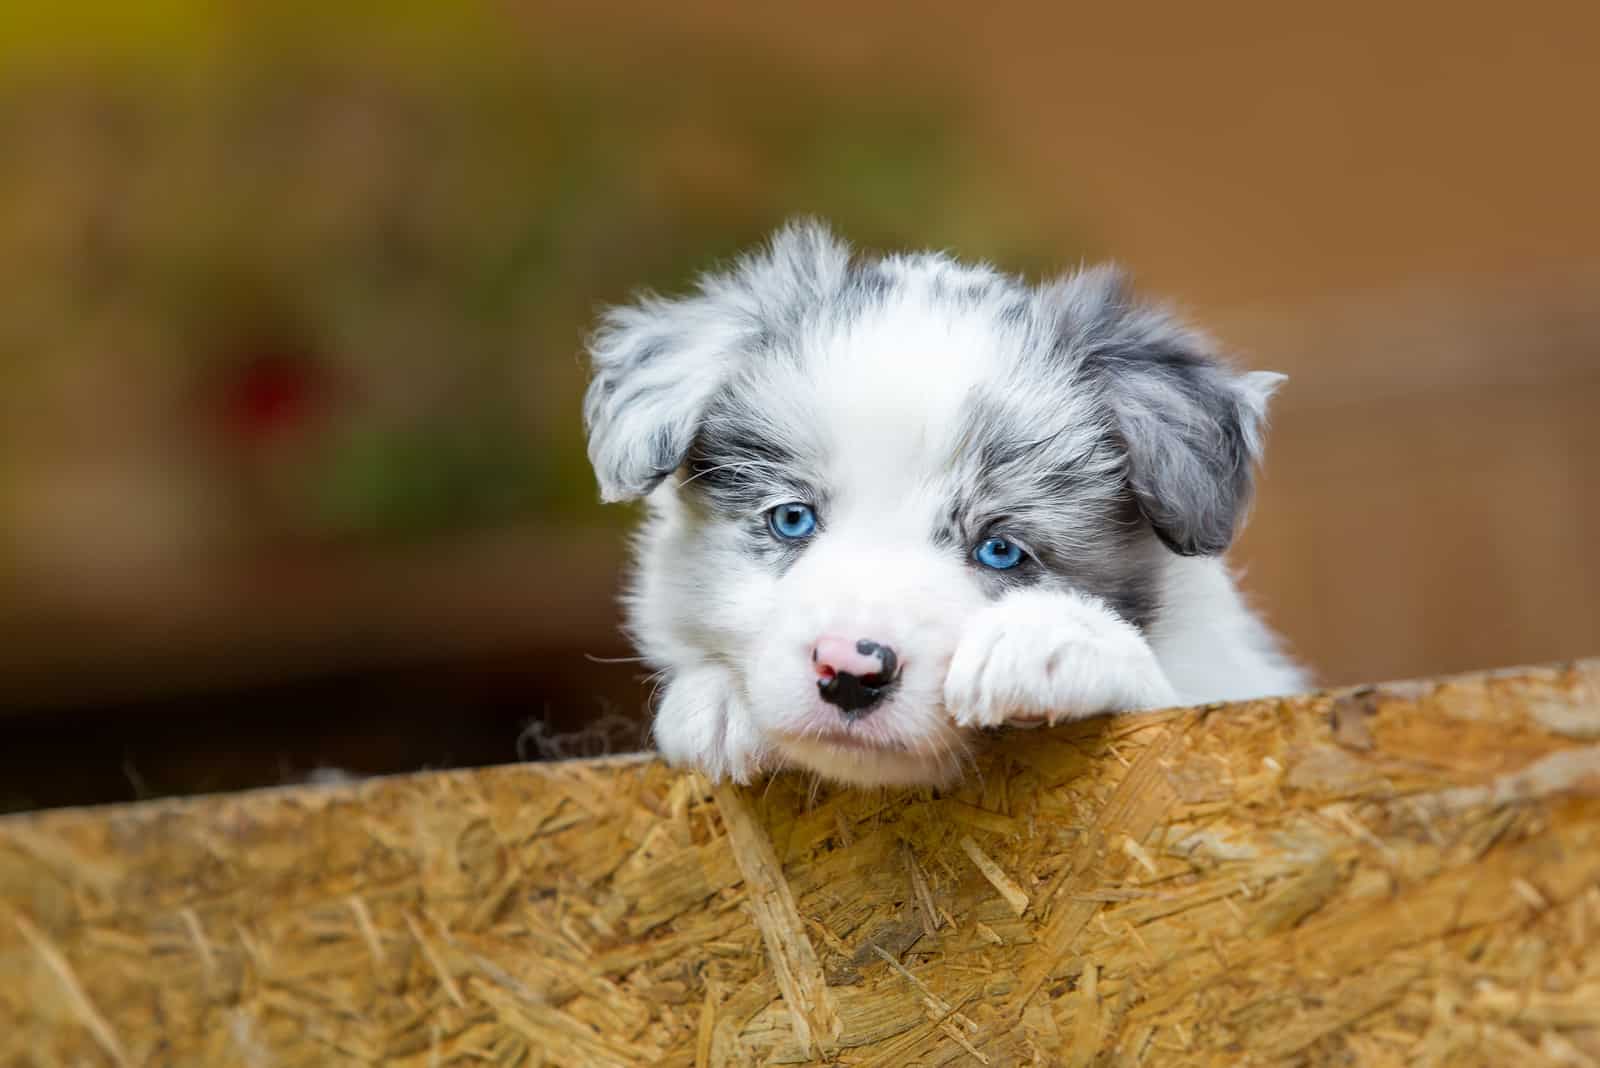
[0,5,1090,546]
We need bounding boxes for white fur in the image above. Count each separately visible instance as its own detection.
[587,222,1308,786]
[944,587,1182,728]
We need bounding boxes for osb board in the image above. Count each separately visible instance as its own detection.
[2,663,1599,1067]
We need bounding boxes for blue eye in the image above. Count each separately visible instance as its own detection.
[768,503,818,540]
[974,536,1025,570]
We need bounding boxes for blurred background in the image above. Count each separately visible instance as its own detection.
[3,3,1597,811]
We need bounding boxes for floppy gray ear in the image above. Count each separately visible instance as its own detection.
[1053,269,1285,556]
[1114,362,1284,556]
[582,297,743,503]
[583,219,853,502]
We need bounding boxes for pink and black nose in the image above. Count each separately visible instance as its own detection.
[812,636,899,718]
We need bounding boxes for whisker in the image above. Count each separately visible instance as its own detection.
[678,458,786,488]
[806,773,823,809]
[643,670,669,711]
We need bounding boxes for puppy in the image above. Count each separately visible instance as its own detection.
[584,221,1306,786]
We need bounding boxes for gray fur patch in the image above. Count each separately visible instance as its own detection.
[585,220,1281,579]
[945,390,1160,627]
[582,220,853,502]
[1029,268,1280,557]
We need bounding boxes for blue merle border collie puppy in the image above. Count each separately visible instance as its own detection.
[583,221,1306,786]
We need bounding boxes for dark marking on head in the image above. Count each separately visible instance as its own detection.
[963,281,993,307]
[685,392,807,508]
[583,219,857,503]
[1032,267,1281,557]
[998,299,1030,329]
[630,336,668,368]
[676,379,827,578]
[946,387,1161,630]
[643,423,676,470]
[847,265,894,307]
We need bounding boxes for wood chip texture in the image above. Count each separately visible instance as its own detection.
[3,660,1599,1066]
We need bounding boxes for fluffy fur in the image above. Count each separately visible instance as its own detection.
[584,221,1306,786]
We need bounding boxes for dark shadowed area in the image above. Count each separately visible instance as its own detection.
[3,2,1597,809]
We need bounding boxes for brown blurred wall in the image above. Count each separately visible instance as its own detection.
[539,1,1600,686]
[3,3,1596,711]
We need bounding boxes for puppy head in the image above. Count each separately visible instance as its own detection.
[585,221,1281,784]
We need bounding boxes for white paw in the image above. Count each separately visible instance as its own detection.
[652,665,766,783]
[943,588,1180,730]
